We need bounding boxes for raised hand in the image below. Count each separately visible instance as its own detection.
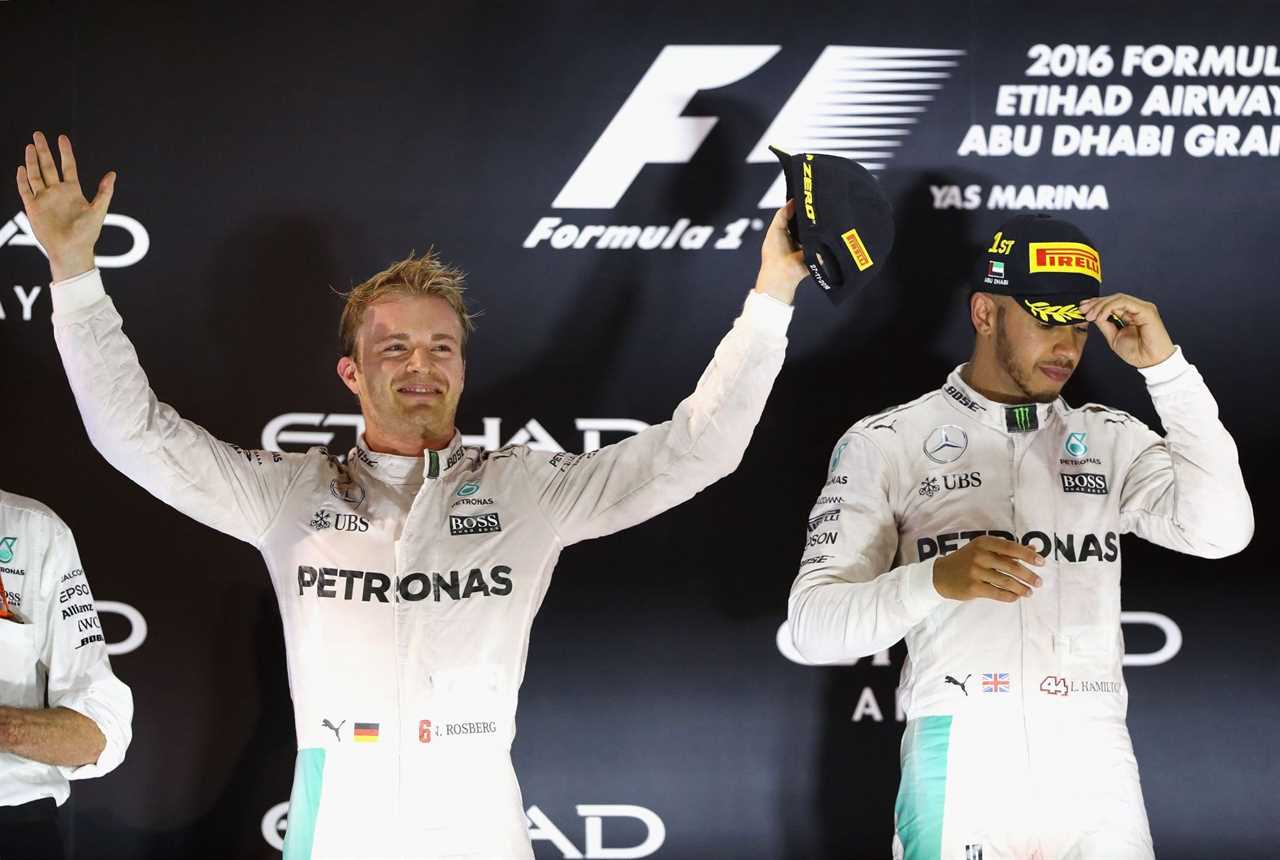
[1078,293,1176,369]
[932,535,1045,603]
[753,200,807,305]
[15,132,116,282]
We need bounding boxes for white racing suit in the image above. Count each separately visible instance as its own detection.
[52,270,792,859]
[789,355,1252,860]
[0,490,134,806]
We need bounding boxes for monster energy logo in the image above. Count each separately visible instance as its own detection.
[1005,405,1038,433]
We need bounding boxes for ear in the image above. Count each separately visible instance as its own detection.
[971,292,998,336]
[337,355,360,396]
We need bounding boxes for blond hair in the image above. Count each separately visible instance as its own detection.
[338,249,477,358]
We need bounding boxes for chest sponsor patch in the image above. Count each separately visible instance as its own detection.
[449,513,502,536]
[1061,473,1109,495]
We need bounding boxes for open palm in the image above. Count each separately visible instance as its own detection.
[15,132,115,281]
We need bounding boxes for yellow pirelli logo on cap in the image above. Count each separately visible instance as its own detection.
[1028,242,1102,282]
[841,227,873,271]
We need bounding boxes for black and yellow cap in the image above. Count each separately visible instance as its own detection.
[770,147,895,305]
[975,214,1102,325]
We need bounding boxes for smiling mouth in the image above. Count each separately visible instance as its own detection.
[396,383,445,396]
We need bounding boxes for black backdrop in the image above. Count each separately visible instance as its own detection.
[2,2,1277,858]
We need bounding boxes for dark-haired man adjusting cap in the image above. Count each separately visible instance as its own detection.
[976,213,1104,326]
[787,213,1253,859]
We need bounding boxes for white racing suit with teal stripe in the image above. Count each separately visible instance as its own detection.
[788,356,1252,860]
[52,269,792,859]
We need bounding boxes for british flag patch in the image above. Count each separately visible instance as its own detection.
[982,673,1010,693]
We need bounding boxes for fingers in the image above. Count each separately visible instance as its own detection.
[15,165,35,208]
[91,171,116,214]
[33,131,60,185]
[972,582,1020,604]
[57,134,78,184]
[976,536,1045,573]
[979,565,1034,597]
[1081,294,1151,325]
[974,550,1038,591]
[24,144,46,193]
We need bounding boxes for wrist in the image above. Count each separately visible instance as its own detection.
[49,252,96,284]
[753,271,798,306]
[0,706,17,752]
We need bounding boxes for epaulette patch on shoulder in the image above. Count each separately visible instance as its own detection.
[1081,404,1137,425]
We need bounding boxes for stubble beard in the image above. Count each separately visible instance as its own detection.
[995,309,1059,404]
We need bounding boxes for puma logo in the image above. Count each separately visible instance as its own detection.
[322,718,346,742]
[945,674,972,696]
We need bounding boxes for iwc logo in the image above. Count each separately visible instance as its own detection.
[923,426,969,464]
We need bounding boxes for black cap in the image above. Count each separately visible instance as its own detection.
[770,147,895,305]
[975,214,1102,325]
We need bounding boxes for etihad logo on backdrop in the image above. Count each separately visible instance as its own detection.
[1,211,150,269]
[1028,241,1102,281]
[261,802,667,857]
[263,414,649,455]
[527,45,962,252]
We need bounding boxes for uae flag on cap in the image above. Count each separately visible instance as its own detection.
[988,260,1005,277]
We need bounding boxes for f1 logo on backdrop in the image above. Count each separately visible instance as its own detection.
[1,211,150,269]
[260,802,666,858]
[527,45,962,252]
[263,413,650,454]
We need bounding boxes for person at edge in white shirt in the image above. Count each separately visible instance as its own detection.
[787,214,1253,860]
[16,131,808,860]
[0,489,133,860]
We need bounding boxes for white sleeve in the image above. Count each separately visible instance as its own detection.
[37,518,134,780]
[1120,347,1254,558]
[519,290,791,545]
[51,269,306,546]
[787,432,953,664]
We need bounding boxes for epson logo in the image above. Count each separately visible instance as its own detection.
[450,513,502,536]
[1061,473,1109,495]
[806,531,839,548]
